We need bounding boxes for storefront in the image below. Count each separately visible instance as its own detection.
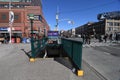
[0,27,22,43]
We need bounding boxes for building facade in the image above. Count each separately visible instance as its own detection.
[0,0,49,40]
[76,19,120,36]
[105,19,120,34]
[75,11,120,37]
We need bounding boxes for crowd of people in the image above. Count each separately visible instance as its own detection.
[81,33,120,44]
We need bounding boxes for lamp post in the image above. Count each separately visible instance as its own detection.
[56,12,59,31]
[28,14,34,58]
[9,0,14,43]
[44,26,46,37]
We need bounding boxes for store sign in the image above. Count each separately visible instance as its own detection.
[34,15,42,21]
[48,31,59,36]
[27,15,42,21]
[0,27,8,31]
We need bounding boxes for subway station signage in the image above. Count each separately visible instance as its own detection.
[27,15,42,21]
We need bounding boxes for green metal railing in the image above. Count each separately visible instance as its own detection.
[61,38,83,70]
[31,37,47,58]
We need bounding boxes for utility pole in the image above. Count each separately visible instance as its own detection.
[9,0,12,43]
[55,6,59,31]
[9,0,14,43]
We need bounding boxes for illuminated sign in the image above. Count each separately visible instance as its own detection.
[48,31,59,36]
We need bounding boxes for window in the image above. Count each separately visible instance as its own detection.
[2,14,6,20]
[14,15,19,20]
[108,27,113,31]
[114,27,119,31]
[107,22,113,26]
[114,22,120,26]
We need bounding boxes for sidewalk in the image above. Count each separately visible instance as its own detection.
[0,44,84,80]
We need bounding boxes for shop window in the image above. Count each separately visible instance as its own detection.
[14,15,19,20]
[2,14,7,20]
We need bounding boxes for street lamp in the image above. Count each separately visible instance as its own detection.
[56,12,59,31]
[44,26,46,37]
[9,0,14,43]
[29,14,34,36]
[28,14,34,58]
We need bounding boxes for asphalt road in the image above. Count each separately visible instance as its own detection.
[82,43,120,80]
[92,44,120,57]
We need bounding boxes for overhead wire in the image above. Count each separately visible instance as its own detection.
[59,0,119,14]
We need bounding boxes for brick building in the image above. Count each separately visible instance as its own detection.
[75,11,120,37]
[0,0,49,40]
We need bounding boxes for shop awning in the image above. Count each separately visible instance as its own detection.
[0,31,22,33]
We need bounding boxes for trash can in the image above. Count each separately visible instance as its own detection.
[22,38,27,43]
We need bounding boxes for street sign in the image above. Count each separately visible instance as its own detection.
[28,14,34,20]
[9,11,14,24]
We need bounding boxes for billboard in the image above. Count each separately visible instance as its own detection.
[97,11,120,20]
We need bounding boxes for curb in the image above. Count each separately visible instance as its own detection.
[82,60,108,80]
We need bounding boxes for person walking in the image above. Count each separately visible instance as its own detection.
[84,34,88,44]
[98,34,102,42]
[82,34,85,44]
[103,34,108,43]
[115,33,118,42]
[87,34,91,44]
[109,33,112,42]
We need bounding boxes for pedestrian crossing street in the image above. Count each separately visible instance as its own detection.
[83,41,119,48]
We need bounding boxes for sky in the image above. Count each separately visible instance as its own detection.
[42,0,120,31]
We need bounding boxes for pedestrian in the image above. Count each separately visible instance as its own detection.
[84,34,88,44]
[4,34,8,44]
[109,34,112,42]
[103,34,108,43]
[98,34,102,42]
[81,34,85,44]
[115,33,118,42]
[87,34,91,44]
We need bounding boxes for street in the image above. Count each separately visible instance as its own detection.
[92,44,120,57]
[82,42,120,80]
[0,41,120,80]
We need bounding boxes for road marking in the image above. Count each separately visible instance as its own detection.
[103,52,110,55]
[107,46,120,50]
